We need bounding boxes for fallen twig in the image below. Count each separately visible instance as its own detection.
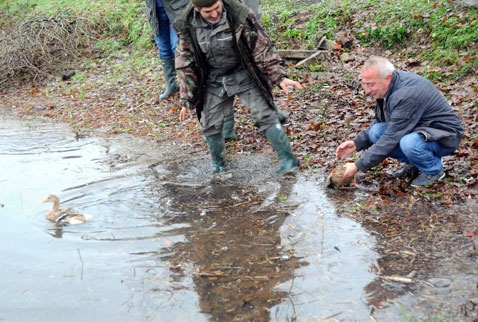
[381,275,414,283]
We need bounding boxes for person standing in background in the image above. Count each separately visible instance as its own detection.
[145,0,189,100]
[244,0,261,19]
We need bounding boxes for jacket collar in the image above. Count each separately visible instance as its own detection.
[384,70,399,101]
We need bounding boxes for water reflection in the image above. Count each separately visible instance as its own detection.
[151,170,304,321]
[0,110,387,321]
[270,179,378,321]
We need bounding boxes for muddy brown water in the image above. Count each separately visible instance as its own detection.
[1,110,476,321]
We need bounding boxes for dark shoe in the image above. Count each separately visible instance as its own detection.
[410,169,445,187]
[392,163,418,178]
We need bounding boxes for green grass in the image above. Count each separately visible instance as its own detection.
[262,0,477,80]
[0,0,153,51]
[1,0,477,82]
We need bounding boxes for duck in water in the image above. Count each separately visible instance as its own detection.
[42,194,92,225]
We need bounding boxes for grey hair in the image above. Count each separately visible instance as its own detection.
[361,56,395,80]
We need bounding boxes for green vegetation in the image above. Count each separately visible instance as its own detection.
[0,0,476,83]
[0,0,154,51]
[261,0,477,80]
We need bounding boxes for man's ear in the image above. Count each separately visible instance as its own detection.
[193,5,200,12]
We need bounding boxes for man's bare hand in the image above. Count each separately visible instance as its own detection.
[343,162,358,179]
[279,78,302,95]
[179,107,190,121]
[336,140,357,160]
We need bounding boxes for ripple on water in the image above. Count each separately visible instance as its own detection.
[0,112,208,322]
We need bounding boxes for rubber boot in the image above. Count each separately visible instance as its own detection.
[159,58,179,100]
[276,108,287,125]
[205,133,226,173]
[265,123,300,174]
[222,110,236,141]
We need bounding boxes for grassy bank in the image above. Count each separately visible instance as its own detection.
[261,0,477,81]
[0,0,476,87]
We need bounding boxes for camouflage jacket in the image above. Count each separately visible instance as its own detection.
[173,0,288,119]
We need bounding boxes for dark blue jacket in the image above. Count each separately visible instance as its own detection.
[354,70,464,172]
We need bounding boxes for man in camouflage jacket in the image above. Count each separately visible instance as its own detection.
[173,0,302,174]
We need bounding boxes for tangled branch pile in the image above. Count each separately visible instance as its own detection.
[0,10,96,89]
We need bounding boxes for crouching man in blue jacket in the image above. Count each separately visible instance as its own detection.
[336,56,464,187]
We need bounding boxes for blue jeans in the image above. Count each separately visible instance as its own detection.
[153,5,177,60]
[369,123,457,175]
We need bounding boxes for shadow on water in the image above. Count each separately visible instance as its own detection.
[2,110,476,321]
[144,154,381,320]
[150,163,304,321]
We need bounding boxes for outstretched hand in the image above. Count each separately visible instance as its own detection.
[279,78,302,95]
[336,140,356,160]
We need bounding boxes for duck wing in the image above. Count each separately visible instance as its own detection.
[55,208,90,223]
